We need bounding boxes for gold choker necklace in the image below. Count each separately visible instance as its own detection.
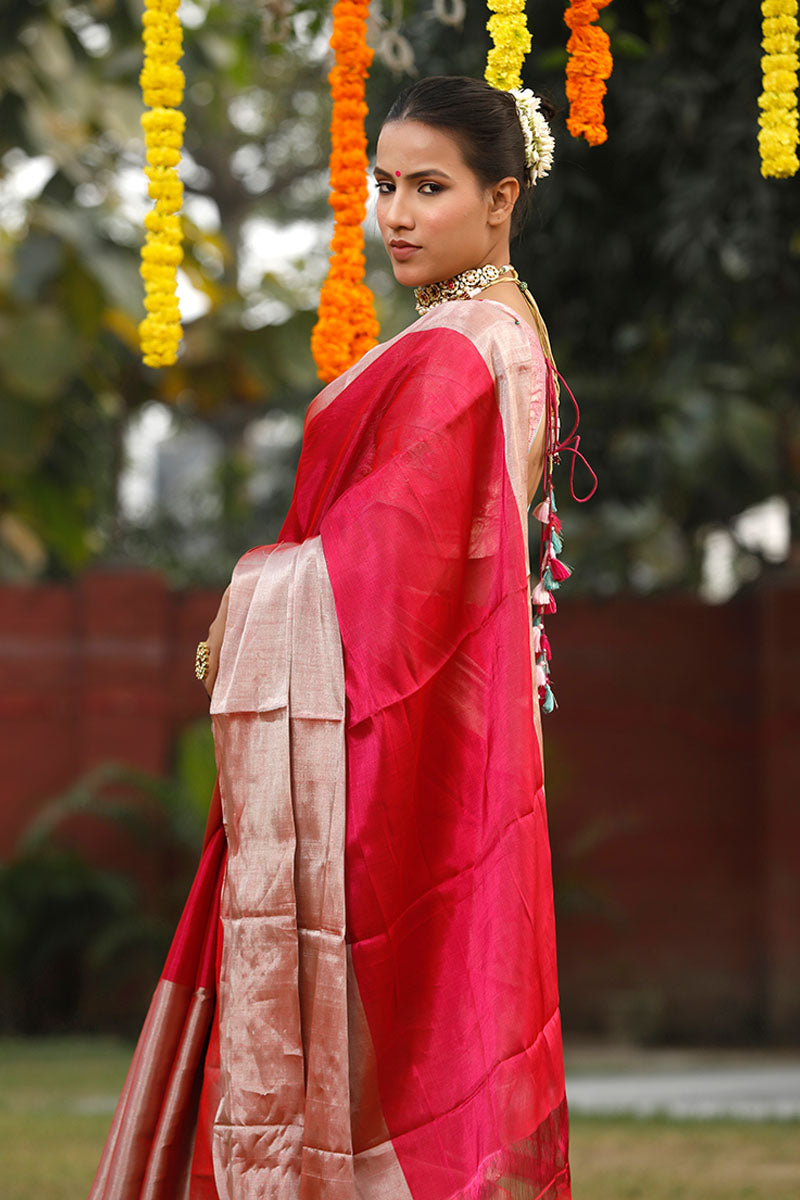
[414,264,518,315]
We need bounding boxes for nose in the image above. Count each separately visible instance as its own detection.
[381,184,414,235]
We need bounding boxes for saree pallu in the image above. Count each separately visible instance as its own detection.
[89,299,571,1200]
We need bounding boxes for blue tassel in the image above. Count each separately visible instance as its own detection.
[551,529,563,555]
[542,684,555,714]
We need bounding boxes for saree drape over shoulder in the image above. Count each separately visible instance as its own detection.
[89,299,572,1200]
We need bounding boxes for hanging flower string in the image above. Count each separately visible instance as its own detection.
[139,0,185,368]
[758,0,800,178]
[484,0,531,91]
[312,0,379,383]
[564,0,613,146]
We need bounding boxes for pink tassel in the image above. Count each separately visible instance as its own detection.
[535,662,547,689]
[549,557,572,582]
[532,498,550,523]
[541,632,552,660]
[531,581,552,607]
[531,624,542,654]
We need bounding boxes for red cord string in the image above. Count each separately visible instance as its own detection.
[550,365,598,502]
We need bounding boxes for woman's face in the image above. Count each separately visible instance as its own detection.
[373,120,505,289]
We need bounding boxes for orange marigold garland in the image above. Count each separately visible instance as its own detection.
[312,0,379,383]
[564,0,613,146]
[139,0,185,367]
[758,0,799,178]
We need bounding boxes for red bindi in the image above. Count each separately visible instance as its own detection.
[395,171,401,177]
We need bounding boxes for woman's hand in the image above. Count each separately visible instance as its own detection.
[203,584,231,698]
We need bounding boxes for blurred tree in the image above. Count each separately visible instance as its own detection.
[0,0,342,580]
[0,0,797,594]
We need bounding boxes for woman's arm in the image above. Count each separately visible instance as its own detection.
[203,584,230,698]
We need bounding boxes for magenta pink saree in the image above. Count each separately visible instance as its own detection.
[89,299,572,1199]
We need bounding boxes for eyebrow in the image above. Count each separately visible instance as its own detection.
[372,167,453,181]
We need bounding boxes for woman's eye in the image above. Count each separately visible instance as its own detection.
[374,180,442,195]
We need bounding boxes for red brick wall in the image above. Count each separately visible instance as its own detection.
[547,592,765,1043]
[758,584,800,1040]
[1,569,798,1043]
[0,570,219,855]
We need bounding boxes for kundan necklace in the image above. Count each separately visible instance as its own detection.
[414,264,519,315]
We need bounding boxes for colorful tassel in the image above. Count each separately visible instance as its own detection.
[531,581,556,611]
[548,556,572,582]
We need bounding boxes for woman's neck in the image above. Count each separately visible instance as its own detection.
[414,263,517,315]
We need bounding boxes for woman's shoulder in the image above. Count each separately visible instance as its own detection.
[409,298,538,365]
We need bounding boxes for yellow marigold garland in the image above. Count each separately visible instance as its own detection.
[758,0,799,178]
[139,0,185,367]
[564,0,613,146]
[311,0,379,383]
[484,0,532,92]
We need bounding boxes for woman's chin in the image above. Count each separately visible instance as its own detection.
[390,261,452,291]
[389,260,427,288]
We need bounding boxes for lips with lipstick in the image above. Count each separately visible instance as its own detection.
[389,240,421,261]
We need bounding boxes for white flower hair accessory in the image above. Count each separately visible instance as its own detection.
[510,87,555,185]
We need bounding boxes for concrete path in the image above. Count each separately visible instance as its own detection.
[563,1042,800,1120]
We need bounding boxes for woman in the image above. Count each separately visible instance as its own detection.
[89,76,594,1200]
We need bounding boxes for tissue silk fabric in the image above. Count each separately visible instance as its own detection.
[88,299,571,1200]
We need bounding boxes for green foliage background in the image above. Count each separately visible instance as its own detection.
[0,0,797,593]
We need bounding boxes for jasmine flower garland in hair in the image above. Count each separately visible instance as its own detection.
[510,88,555,184]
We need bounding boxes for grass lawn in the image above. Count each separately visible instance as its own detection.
[569,1114,800,1199]
[1,1036,798,1199]
[0,1035,135,1200]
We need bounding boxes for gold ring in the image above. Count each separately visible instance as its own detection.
[195,640,210,681]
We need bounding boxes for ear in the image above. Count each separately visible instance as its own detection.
[486,176,520,227]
